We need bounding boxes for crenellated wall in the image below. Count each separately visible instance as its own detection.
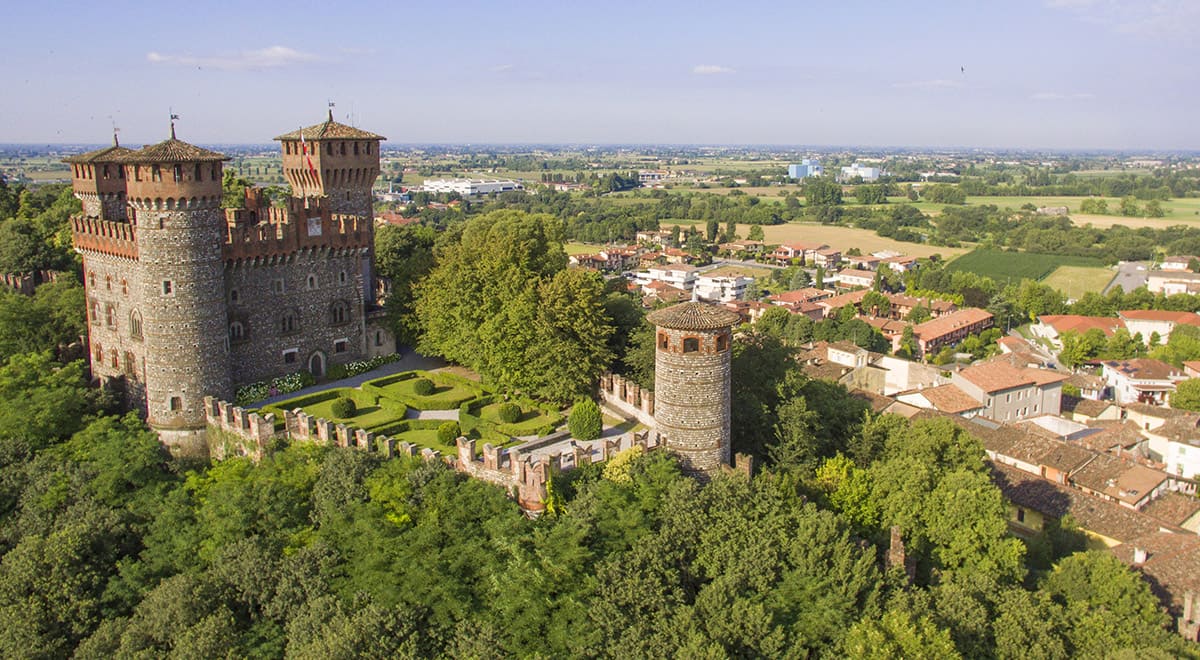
[222,201,372,262]
[598,373,655,427]
[71,217,139,260]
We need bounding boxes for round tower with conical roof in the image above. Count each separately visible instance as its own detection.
[646,301,741,479]
[118,126,232,454]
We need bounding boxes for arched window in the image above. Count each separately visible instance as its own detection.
[129,310,143,339]
[110,349,118,369]
[90,300,100,325]
[134,165,142,182]
[229,288,239,303]
[230,321,245,341]
[94,342,103,362]
[105,304,115,328]
[105,275,112,290]
[123,351,136,376]
[331,301,349,324]
[102,165,110,179]
[306,274,317,290]
[87,272,96,287]
[121,279,128,295]
[338,271,347,285]
[281,311,299,334]
[682,337,700,353]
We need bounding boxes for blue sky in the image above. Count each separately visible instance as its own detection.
[3,0,1198,149]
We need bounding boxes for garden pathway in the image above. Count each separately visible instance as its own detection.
[408,409,460,421]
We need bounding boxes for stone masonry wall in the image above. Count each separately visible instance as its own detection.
[80,250,147,409]
[654,326,732,479]
[226,248,368,385]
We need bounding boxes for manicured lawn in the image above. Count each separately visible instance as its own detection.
[392,429,453,454]
[478,402,564,436]
[374,376,481,410]
[301,398,397,430]
[1041,265,1116,299]
[565,241,603,255]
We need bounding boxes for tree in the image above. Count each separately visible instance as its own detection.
[705,219,719,242]
[861,291,889,317]
[1171,378,1200,411]
[839,609,961,659]
[375,224,437,345]
[747,225,765,241]
[415,210,614,401]
[906,305,932,324]
[804,177,843,207]
[568,398,602,440]
[724,218,737,241]
[220,170,251,209]
[815,265,825,289]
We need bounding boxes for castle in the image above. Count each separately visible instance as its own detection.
[67,112,394,454]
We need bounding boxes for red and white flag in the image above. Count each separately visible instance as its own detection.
[299,129,318,178]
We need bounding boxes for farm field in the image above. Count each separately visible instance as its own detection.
[946,248,1105,285]
[1041,265,1116,299]
[660,220,971,259]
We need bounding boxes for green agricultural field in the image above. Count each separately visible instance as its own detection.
[565,242,602,255]
[946,248,1104,285]
[1041,265,1116,299]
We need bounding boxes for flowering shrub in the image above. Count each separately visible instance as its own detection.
[234,370,317,406]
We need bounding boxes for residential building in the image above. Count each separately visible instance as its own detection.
[636,263,700,291]
[1142,414,1200,479]
[816,289,870,318]
[1033,315,1126,348]
[1101,358,1186,405]
[953,357,1067,422]
[718,240,765,255]
[910,307,994,357]
[895,383,985,417]
[1147,270,1200,296]
[813,247,842,269]
[1119,309,1200,344]
[767,287,831,308]
[769,242,828,265]
[835,269,875,289]
[879,255,918,272]
[1161,256,1199,271]
[888,293,957,320]
[638,170,668,186]
[694,274,752,303]
[844,254,881,271]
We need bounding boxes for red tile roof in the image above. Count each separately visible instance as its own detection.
[1038,314,1126,337]
[913,307,994,342]
[1119,309,1200,325]
[958,359,1068,393]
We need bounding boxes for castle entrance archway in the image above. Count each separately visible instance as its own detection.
[307,351,326,379]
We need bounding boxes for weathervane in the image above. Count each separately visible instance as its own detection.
[327,99,335,121]
[109,116,120,146]
[169,109,180,139]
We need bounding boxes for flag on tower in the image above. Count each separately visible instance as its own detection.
[299,128,318,178]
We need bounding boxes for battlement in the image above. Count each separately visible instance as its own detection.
[598,372,655,427]
[222,199,371,262]
[71,216,138,260]
[0,270,60,295]
[203,396,278,461]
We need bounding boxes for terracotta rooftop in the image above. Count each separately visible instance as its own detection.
[837,268,877,281]
[1065,372,1106,390]
[1124,402,1193,420]
[1078,420,1146,453]
[1038,314,1125,337]
[275,113,385,141]
[1118,309,1200,325]
[768,287,830,304]
[957,418,1094,473]
[1102,358,1184,382]
[647,301,741,331]
[957,360,1067,394]
[817,289,870,309]
[850,389,894,413]
[913,307,993,341]
[118,137,227,163]
[1145,414,1200,447]
[889,293,956,312]
[1139,492,1200,529]
[911,384,982,414]
[861,316,910,335]
[1071,453,1168,507]
[62,142,134,164]
[989,461,1164,544]
[1110,531,1200,615]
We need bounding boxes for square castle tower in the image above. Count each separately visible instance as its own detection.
[67,112,395,455]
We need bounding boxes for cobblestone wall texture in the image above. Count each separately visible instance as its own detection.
[653,326,732,479]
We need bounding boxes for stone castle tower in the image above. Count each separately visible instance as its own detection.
[68,115,391,456]
[646,301,740,479]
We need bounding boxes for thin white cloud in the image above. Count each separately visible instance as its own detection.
[891,79,962,89]
[693,64,735,75]
[146,46,321,70]
[1045,0,1200,38]
[1031,91,1095,100]
[490,64,515,73]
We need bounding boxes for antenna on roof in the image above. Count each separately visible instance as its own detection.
[169,109,180,139]
[109,116,120,147]
[327,100,335,122]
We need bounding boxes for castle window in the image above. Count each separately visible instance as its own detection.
[173,164,182,182]
[366,143,371,155]
[682,337,700,353]
[121,279,128,295]
[334,339,347,354]
[211,164,219,180]
[123,351,136,376]
[151,165,161,182]
[105,275,112,291]
[110,350,118,369]
[90,300,100,325]
[88,272,96,287]
[229,288,239,303]
[103,165,110,179]
[281,312,299,334]
[195,164,202,181]
[170,396,182,412]
[271,279,284,294]
[326,143,333,156]
[105,304,116,328]
[94,343,103,363]
[340,142,346,155]
[118,166,124,180]
[134,165,142,182]
[716,334,729,351]
[129,310,142,339]
[229,321,245,341]
[306,274,317,290]
[162,280,173,296]
[338,271,347,285]
[283,349,298,364]
[331,301,349,324]
[375,330,383,346]
[353,143,359,155]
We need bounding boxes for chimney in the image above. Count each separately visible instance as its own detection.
[1133,546,1148,565]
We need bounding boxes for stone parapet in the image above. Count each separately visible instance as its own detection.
[71,217,139,260]
[222,202,371,262]
[598,373,655,427]
[204,396,278,460]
